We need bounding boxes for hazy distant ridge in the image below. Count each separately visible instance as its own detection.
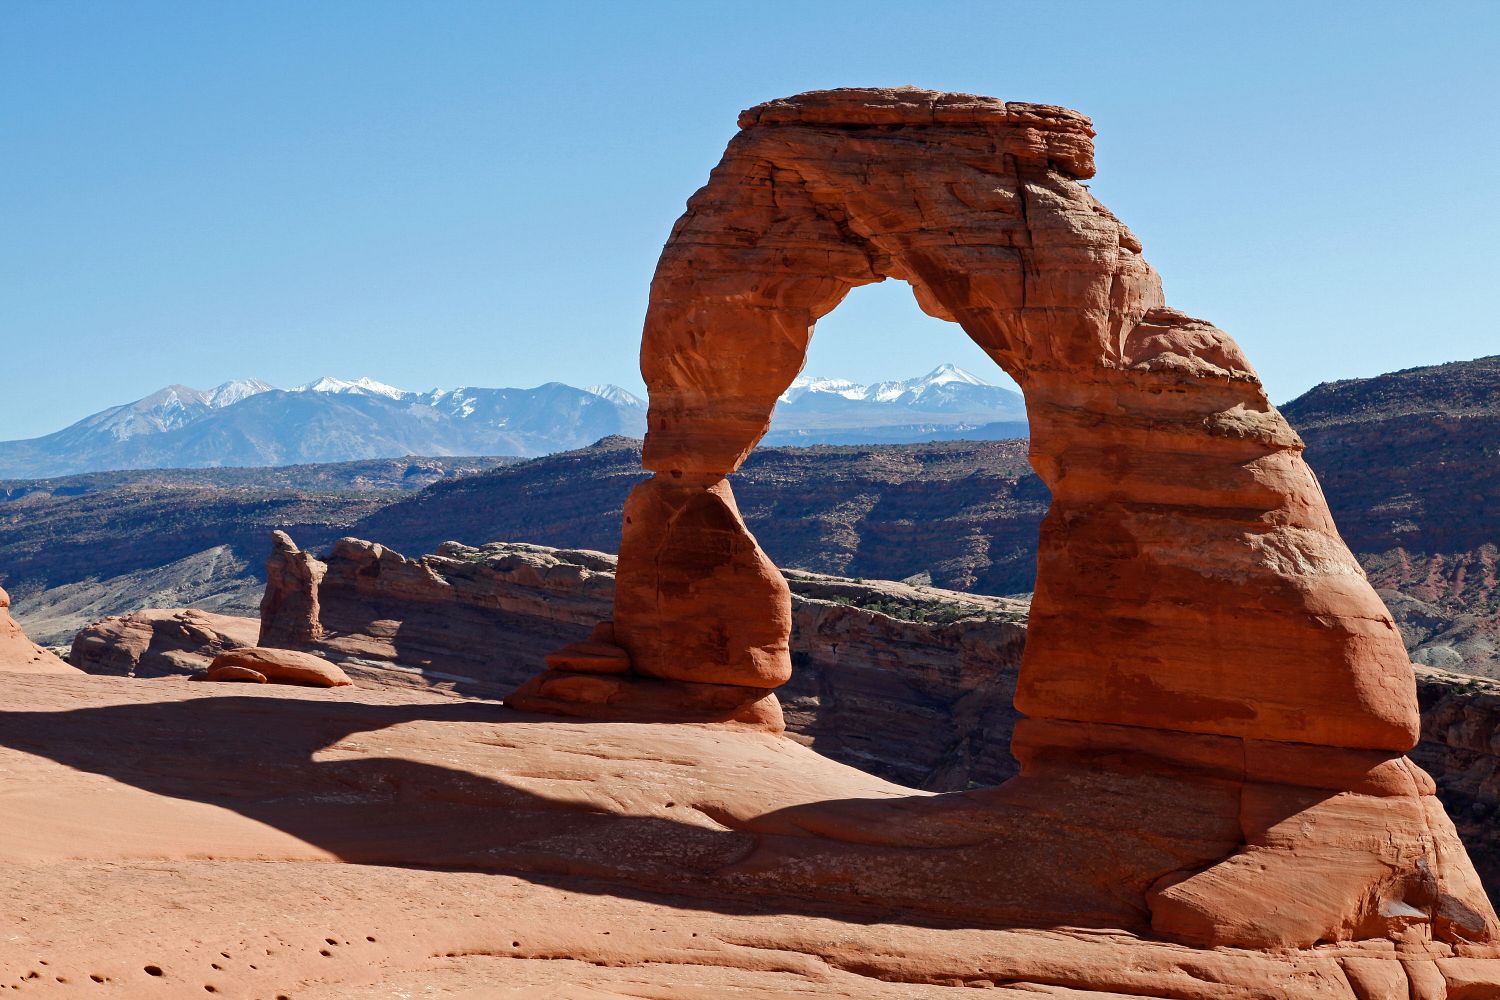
[0,365,1028,477]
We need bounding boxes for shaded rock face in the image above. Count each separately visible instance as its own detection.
[254,535,1028,790]
[259,529,326,647]
[507,87,1495,952]
[0,584,75,674]
[313,537,616,692]
[1414,669,1500,899]
[69,607,258,677]
[779,569,1027,788]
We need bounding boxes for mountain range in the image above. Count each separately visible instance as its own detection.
[0,366,1027,477]
[1,354,1497,678]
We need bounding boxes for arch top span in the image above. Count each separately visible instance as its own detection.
[738,87,1098,179]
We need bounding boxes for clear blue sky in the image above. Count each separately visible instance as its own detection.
[3,1,1497,439]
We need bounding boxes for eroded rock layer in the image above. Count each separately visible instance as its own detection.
[507,87,1498,953]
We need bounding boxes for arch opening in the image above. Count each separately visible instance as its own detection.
[731,275,1040,599]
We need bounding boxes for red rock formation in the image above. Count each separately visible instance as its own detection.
[508,87,1497,954]
[0,584,77,674]
[206,647,352,688]
[258,530,326,647]
[70,607,258,677]
[115,534,1027,783]
[195,662,267,684]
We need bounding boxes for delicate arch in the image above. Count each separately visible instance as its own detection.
[520,87,1415,749]
[506,88,1497,952]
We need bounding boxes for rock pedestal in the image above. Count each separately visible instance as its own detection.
[504,87,1497,953]
[259,530,326,648]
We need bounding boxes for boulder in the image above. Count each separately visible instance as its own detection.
[207,647,352,688]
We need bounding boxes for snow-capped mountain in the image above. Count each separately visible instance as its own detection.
[764,364,1027,446]
[38,379,279,449]
[0,366,1029,478]
[0,377,647,478]
[584,384,646,407]
[205,378,276,409]
[779,363,998,405]
[293,376,408,400]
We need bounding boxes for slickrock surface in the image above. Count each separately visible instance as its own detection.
[0,584,75,673]
[71,542,1500,899]
[507,86,1498,954]
[70,606,257,676]
[4,672,1500,998]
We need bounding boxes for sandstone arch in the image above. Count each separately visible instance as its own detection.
[510,88,1498,950]
[514,87,1416,749]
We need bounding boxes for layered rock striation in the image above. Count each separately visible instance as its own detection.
[504,86,1498,955]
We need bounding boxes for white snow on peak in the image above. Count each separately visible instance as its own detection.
[206,378,274,408]
[869,364,994,402]
[296,376,409,400]
[584,384,645,407]
[780,376,867,402]
[779,365,994,404]
[918,363,989,387]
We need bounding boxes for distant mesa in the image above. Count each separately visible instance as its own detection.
[0,364,1029,478]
